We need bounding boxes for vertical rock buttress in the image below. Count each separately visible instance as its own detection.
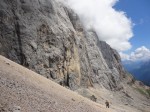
[0,0,125,90]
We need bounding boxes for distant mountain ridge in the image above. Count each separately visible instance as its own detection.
[122,60,150,86]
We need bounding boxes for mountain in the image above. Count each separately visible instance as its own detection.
[123,60,150,86]
[0,0,125,90]
[0,0,150,112]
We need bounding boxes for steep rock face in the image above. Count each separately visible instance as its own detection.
[0,0,125,90]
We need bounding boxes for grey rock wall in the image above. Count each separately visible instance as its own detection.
[0,0,125,90]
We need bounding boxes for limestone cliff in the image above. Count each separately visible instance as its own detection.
[0,0,125,90]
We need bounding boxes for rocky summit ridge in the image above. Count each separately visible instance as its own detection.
[0,0,150,112]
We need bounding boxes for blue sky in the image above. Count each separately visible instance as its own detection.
[114,0,150,54]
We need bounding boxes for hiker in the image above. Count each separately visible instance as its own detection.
[105,100,109,108]
[90,95,97,102]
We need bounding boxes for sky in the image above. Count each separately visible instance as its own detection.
[114,0,150,61]
[65,0,150,61]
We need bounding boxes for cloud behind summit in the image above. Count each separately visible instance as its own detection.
[66,0,133,51]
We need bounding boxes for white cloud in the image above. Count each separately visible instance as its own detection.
[119,52,130,60]
[120,46,150,61]
[65,0,133,51]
